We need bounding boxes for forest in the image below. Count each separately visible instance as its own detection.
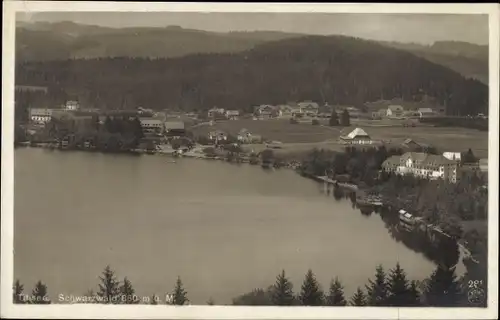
[15,35,488,116]
[14,262,481,307]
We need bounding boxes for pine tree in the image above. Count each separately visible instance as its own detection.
[424,265,463,306]
[329,111,339,126]
[206,297,215,305]
[172,276,189,305]
[341,110,351,126]
[326,277,347,306]
[408,280,422,306]
[350,287,367,306]
[31,280,51,304]
[120,277,139,304]
[365,265,389,306]
[271,270,295,306]
[13,279,25,304]
[386,263,411,306]
[298,269,324,306]
[97,265,121,304]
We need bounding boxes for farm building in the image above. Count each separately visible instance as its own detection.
[339,128,373,145]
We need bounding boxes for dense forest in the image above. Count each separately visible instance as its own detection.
[15,36,488,116]
[16,22,488,82]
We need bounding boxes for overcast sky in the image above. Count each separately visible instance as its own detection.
[17,12,489,45]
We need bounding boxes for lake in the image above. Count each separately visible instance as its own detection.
[14,148,455,304]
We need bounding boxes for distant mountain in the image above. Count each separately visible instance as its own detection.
[15,22,488,83]
[15,35,488,116]
[15,21,302,61]
[380,41,488,83]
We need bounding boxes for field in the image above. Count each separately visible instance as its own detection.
[189,119,489,159]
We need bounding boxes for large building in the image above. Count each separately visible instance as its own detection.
[339,128,373,145]
[139,118,164,134]
[29,108,54,124]
[382,152,458,183]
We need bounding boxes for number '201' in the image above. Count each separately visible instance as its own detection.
[468,280,483,288]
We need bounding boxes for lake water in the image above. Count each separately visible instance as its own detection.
[14,148,447,304]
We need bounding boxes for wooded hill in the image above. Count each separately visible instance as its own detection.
[16,22,488,83]
[15,35,488,116]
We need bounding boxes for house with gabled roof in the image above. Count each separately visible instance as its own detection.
[386,105,404,117]
[339,127,373,145]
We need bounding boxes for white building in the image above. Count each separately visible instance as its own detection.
[386,105,404,117]
[29,108,53,124]
[417,108,435,118]
[443,152,461,163]
[225,110,240,120]
[382,152,458,183]
[65,101,80,111]
[339,128,373,145]
[139,118,164,134]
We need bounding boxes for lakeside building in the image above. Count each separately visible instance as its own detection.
[382,152,458,183]
[208,130,228,142]
[65,101,80,111]
[417,108,436,118]
[339,128,373,145]
[29,108,54,124]
[443,152,462,163]
[139,117,164,134]
[164,121,186,137]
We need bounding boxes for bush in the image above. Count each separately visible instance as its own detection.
[312,119,320,126]
[290,118,299,124]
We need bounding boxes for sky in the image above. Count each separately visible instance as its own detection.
[16,12,489,45]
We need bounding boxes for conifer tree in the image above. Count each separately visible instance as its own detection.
[120,277,139,304]
[386,263,411,306]
[172,276,189,305]
[350,287,367,306]
[298,269,324,306]
[365,265,388,306]
[326,277,347,306]
[31,280,51,304]
[13,279,25,304]
[408,280,422,306]
[97,265,121,304]
[271,270,295,306]
[329,111,339,126]
[341,110,351,126]
[206,297,215,305]
[424,265,463,306]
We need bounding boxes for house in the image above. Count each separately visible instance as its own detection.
[225,110,240,120]
[164,121,186,137]
[208,130,228,142]
[402,138,423,151]
[237,129,262,143]
[298,101,319,116]
[208,107,225,119]
[65,101,80,111]
[139,118,164,134]
[382,152,458,183]
[346,106,361,118]
[254,105,278,118]
[417,108,435,118]
[386,105,404,117]
[339,128,373,145]
[29,108,54,124]
[443,152,462,163]
[479,158,488,172]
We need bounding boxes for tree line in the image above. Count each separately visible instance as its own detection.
[15,35,487,116]
[14,262,478,307]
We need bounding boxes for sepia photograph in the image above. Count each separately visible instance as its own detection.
[1,2,498,319]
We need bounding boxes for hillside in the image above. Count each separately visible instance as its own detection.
[15,22,488,83]
[381,41,488,83]
[15,35,488,116]
[15,22,302,61]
